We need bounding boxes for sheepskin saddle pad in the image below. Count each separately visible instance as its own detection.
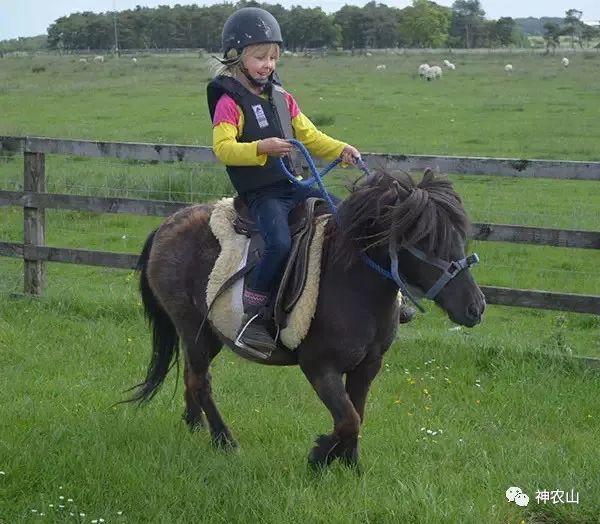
[206,196,330,350]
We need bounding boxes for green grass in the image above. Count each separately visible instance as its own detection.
[0,53,599,523]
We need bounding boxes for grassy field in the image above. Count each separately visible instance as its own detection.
[0,53,599,523]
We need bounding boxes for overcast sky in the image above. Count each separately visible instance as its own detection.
[2,0,599,41]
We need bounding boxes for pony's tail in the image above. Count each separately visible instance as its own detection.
[126,229,180,404]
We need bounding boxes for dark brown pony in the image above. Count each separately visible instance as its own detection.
[129,169,485,467]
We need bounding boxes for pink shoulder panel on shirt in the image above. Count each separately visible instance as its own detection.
[284,91,301,118]
[213,94,240,126]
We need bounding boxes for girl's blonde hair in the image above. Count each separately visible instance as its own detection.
[211,42,281,78]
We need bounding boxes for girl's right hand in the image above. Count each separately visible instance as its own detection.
[257,137,293,157]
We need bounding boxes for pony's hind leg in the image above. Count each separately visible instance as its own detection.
[301,365,361,468]
[182,324,238,450]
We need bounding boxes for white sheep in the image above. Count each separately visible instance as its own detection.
[418,63,430,78]
[93,55,105,63]
[376,64,386,71]
[561,57,569,67]
[78,58,87,63]
[446,62,456,70]
[425,65,442,81]
[504,64,513,72]
[132,57,138,63]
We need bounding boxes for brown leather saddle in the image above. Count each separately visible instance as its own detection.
[232,196,330,329]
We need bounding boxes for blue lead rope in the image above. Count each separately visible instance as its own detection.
[277,139,425,311]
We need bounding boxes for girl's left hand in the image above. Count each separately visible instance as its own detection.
[340,144,361,166]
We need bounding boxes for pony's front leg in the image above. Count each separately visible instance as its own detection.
[301,366,361,468]
[345,355,382,422]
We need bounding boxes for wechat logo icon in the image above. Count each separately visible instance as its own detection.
[506,486,529,507]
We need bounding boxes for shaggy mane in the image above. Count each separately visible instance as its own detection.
[332,169,470,266]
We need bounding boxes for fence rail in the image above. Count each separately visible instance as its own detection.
[1,136,599,314]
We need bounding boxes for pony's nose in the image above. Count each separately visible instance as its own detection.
[467,302,484,323]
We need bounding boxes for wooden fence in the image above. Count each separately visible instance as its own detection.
[1,136,599,315]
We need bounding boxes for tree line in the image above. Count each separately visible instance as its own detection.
[6,1,599,53]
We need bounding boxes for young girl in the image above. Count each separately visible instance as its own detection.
[206,7,361,358]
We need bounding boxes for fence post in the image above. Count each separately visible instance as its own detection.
[23,152,46,295]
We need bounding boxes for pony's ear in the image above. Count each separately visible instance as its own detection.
[422,168,436,185]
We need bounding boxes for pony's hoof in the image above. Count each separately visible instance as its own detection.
[307,434,339,468]
[212,432,239,451]
[183,410,206,432]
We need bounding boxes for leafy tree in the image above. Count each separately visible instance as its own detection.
[491,17,515,47]
[581,24,600,47]
[543,21,561,54]
[450,0,485,48]
[398,0,451,48]
[334,5,370,49]
[563,9,583,48]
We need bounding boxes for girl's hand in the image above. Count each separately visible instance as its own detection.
[257,137,293,157]
[340,144,361,165]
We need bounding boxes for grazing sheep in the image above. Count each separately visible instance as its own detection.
[132,57,138,63]
[376,64,386,71]
[418,63,430,78]
[93,55,105,63]
[445,62,456,70]
[366,52,372,57]
[504,64,513,72]
[425,65,442,81]
[561,57,569,67]
[78,58,87,63]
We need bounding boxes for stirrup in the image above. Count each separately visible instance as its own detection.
[234,314,272,360]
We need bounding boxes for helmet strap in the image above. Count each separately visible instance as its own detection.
[240,64,269,88]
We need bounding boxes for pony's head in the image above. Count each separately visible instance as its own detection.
[335,169,485,326]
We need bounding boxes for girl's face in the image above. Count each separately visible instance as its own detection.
[242,44,279,82]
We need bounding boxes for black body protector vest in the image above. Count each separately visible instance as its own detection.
[207,75,304,195]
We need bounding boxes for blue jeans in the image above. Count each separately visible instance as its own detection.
[240,179,338,297]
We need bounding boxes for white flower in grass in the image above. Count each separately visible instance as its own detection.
[70,513,75,517]
[59,505,65,509]
[80,513,86,517]
[0,471,5,475]
[67,499,73,503]
[117,511,123,515]
[32,509,38,513]
[59,496,64,500]
[100,519,105,523]
[92,520,98,523]
[49,504,54,508]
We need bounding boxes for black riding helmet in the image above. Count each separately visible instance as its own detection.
[222,7,283,59]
